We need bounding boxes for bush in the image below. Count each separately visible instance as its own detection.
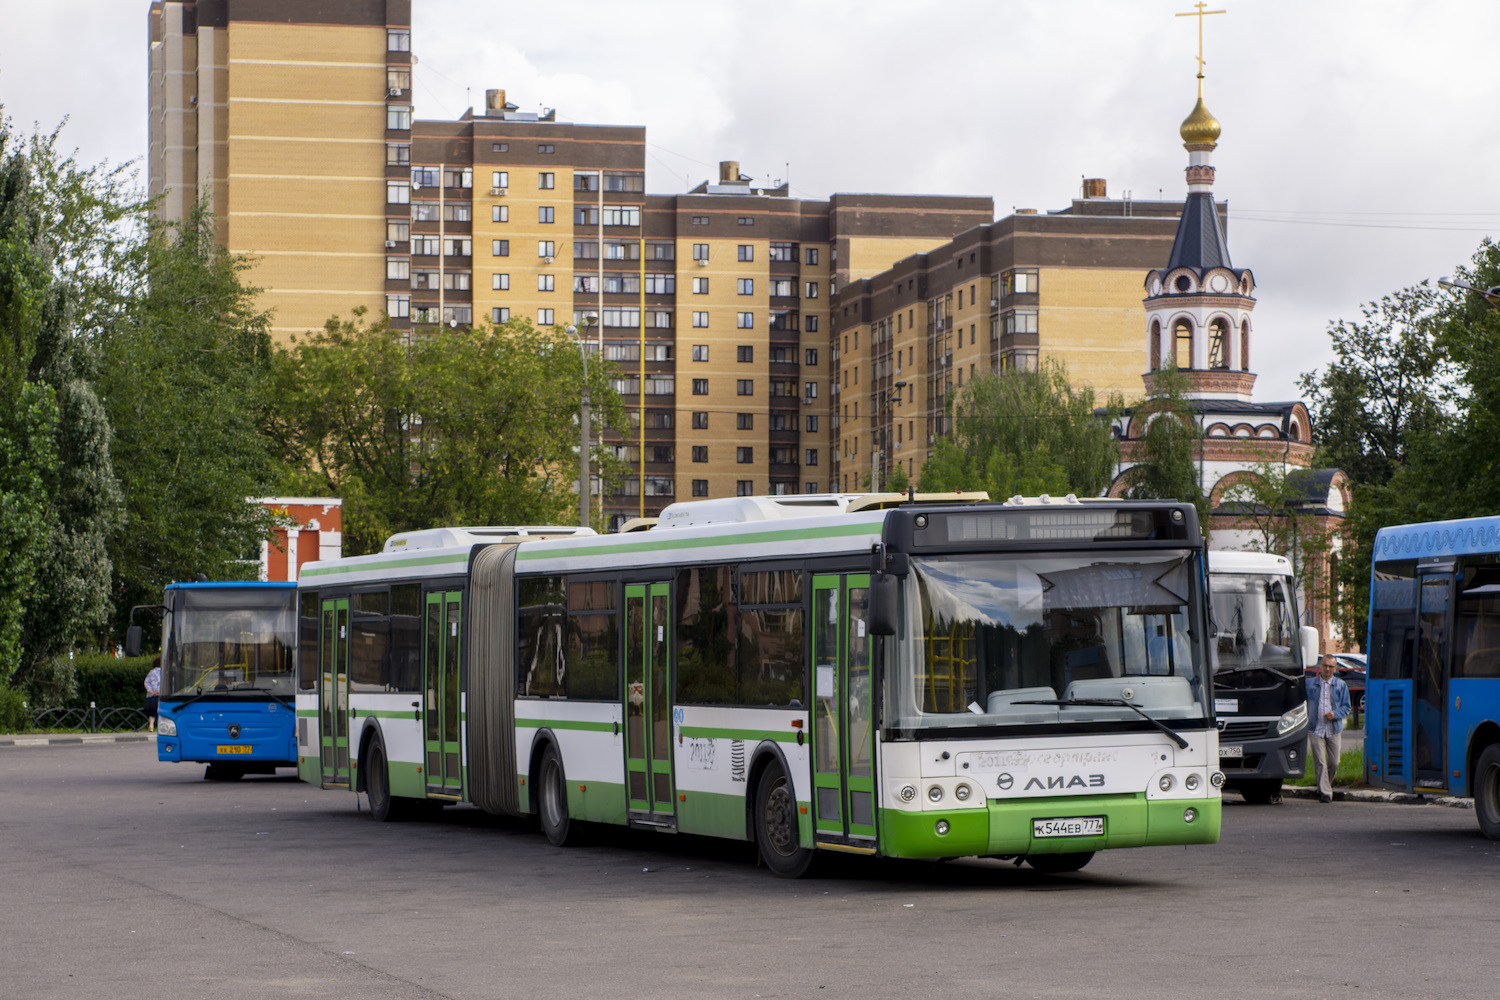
[68,654,156,710]
[0,687,30,732]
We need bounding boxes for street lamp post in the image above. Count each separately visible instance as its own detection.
[1438,275,1500,310]
[872,380,907,491]
[566,313,598,528]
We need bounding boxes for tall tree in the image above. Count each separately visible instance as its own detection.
[269,313,627,555]
[1123,364,1210,531]
[917,361,1120,498]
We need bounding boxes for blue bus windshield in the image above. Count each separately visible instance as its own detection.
[163,588,296,699]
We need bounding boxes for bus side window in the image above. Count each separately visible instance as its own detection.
[298,591,319,690]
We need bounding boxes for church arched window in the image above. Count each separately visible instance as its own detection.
[1149,320,1161,371]
[1173,318,1193,369]
[1240,320,1250,372]
[1209,318,1229,369]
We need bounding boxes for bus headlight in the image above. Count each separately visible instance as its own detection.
[899,785,917,803]
[1158,774,1175,792]
[1185,773,1201,792]
[927,785,944,802]
[1276,701,1308,736]
[157,716,177,737]
[954,783,972,801]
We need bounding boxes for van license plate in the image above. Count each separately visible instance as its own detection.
[216,745,251,755]
[1033,816,1104,838]
[1218,744,1243,759]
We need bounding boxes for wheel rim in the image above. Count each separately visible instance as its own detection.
[1481,761,1500,826]
[541,759,563,829]
[762,776,796,857]
[371,747,387,806]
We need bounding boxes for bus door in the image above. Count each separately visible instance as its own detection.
[1414,570,1453,787]
[811,574,876,845]
[624,581,675,824]
[319,598,350,787]
[424,591,464,797]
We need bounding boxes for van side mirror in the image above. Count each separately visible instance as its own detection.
[125,626,143,658]
[1299,626,1319,669]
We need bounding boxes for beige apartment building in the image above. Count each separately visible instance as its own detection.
[148,1,1214,529]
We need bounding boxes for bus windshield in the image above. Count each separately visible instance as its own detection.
[892,551,1209,731]
[1210,573,1302,678]
[163,588,296,699]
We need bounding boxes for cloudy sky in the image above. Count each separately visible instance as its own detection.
[3,1,1497,401]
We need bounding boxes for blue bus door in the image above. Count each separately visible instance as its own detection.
[319,598,350,787]
[1414,571,1453,788]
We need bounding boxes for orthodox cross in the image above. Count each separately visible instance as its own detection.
[1176,2,1226,75]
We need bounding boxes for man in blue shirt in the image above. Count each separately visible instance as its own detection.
[1305,653,1352,802]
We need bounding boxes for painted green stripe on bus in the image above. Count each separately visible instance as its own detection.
[298,552,471,578]
[678,725,799,744]
[514,520,878,562]
[514,718,616,733]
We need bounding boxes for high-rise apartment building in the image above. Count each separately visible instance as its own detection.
[147,2,1208,529]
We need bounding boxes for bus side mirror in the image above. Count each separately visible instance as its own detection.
[125,626,143,658]
[1299,626,1319,669]
[869,575,898,636]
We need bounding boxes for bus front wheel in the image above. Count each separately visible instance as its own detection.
[365,737,406,822]
[1238,779,1283,805]
[204,764,244,781]
[538,744,580,847]
[1027,852,1094,874]
[1475,745,1500,841]
[754,761,814,878]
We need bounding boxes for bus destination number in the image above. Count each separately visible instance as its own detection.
[1033,816,1104,838]
[684,737,716,770]
[216,745,252,755]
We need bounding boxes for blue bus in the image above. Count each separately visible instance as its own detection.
[130,582,298,780]
[1367,516,1500,838]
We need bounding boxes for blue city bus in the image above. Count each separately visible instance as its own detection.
[1367,516,1500,839]
[144,582,298,780]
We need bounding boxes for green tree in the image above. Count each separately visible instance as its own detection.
[1123,365,1209,531]
[1218,462,1335,620]
[917,361,1120,498]
[99,201,278,633]
[269,313,627,555]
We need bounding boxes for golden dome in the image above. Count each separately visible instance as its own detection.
[1180,79,1221,144]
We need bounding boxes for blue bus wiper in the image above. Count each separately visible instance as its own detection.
[1012,698,1191,749]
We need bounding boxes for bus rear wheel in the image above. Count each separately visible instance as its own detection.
[538,744,581,847]
[1475,745,1500,841]
[754,761,814,878]
[1027,852,1094,874]
[365,737,406,823]
[1238,779,1283,805]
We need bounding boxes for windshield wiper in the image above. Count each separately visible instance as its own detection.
[1215,662,1301,683]
[1013,698,1191,749]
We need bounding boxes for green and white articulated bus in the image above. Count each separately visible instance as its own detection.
[294,494,1223,876]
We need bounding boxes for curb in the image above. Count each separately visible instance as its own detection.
[1279,783,1473,810]
[0,733,158,748]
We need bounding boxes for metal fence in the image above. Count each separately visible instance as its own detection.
[27,704,149,733]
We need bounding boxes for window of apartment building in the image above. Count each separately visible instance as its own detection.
[492,142,509,153]
[573,275,597,294]
[492,307,511,323]
[692,480,709,497]
[770,448,796,466]
[768,346,793,364]
[769,242,795,262]
[538,308,554,326]
[737,312,753,329]
[805,348,819,367]
[604,242,640,260]
[387,69,411,95]
[691,446,708,463]
[737,413,754,430]
[386,181,410,205]
[692,216,709,226]
[805,415,819,433]
[804,315,818,333]
[575,172,599,192]
[574,206,597,226]
[693,243,710,262]
[737,380,754,396]
[645,376,675,396]
[805,247,819,266]
[604,172,645,192]
[386,220,409,244]
[692,412,709,430]
[387,29,411,51]
[538,274,554,292]
[443,204,471,223]
[604,344,639,363]
[737,245,754,262]
[693,277,709,295]
[769,279,794,297]
[610,378,641,397]
[692,311,709,328]
[737,447,754,464]
[492,240,509,257]
[1002,309,1038,335]
[804,381,818,402]
[539,206,555,224]
[737,346,754,363]
[771,380,799,398]
[641,410,674,430]
[573,241,598,260]
[769,414,791,431]
[692,344,709,361]
[736,480,754,496]
[644,274,674,295]
[1002,268,1039,295]
[411,235,438,256]
[737,278,754,295]
[737,217,754,226]
[537,143,555,154]
[538,172,555,190]
[442,271,471,291]
[443,237,472,257]
[647,242,674,261]
[1002,348,1039,372]
[805,482,819,494]
[386,257,409,280]
[692,378,709,395]
[648,310,673,329]
[602,308,640,328]
[492,273,509,291]
[492,204,508,224]
[386,143,411,165]
[386,294,410,318]
[602,275,640,295]
[805,281,819,299]
[538,241,556,258]
[491,170,509,190]
[603,207,641,227]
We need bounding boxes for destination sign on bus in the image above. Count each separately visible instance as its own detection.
[916,507,1190,545]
